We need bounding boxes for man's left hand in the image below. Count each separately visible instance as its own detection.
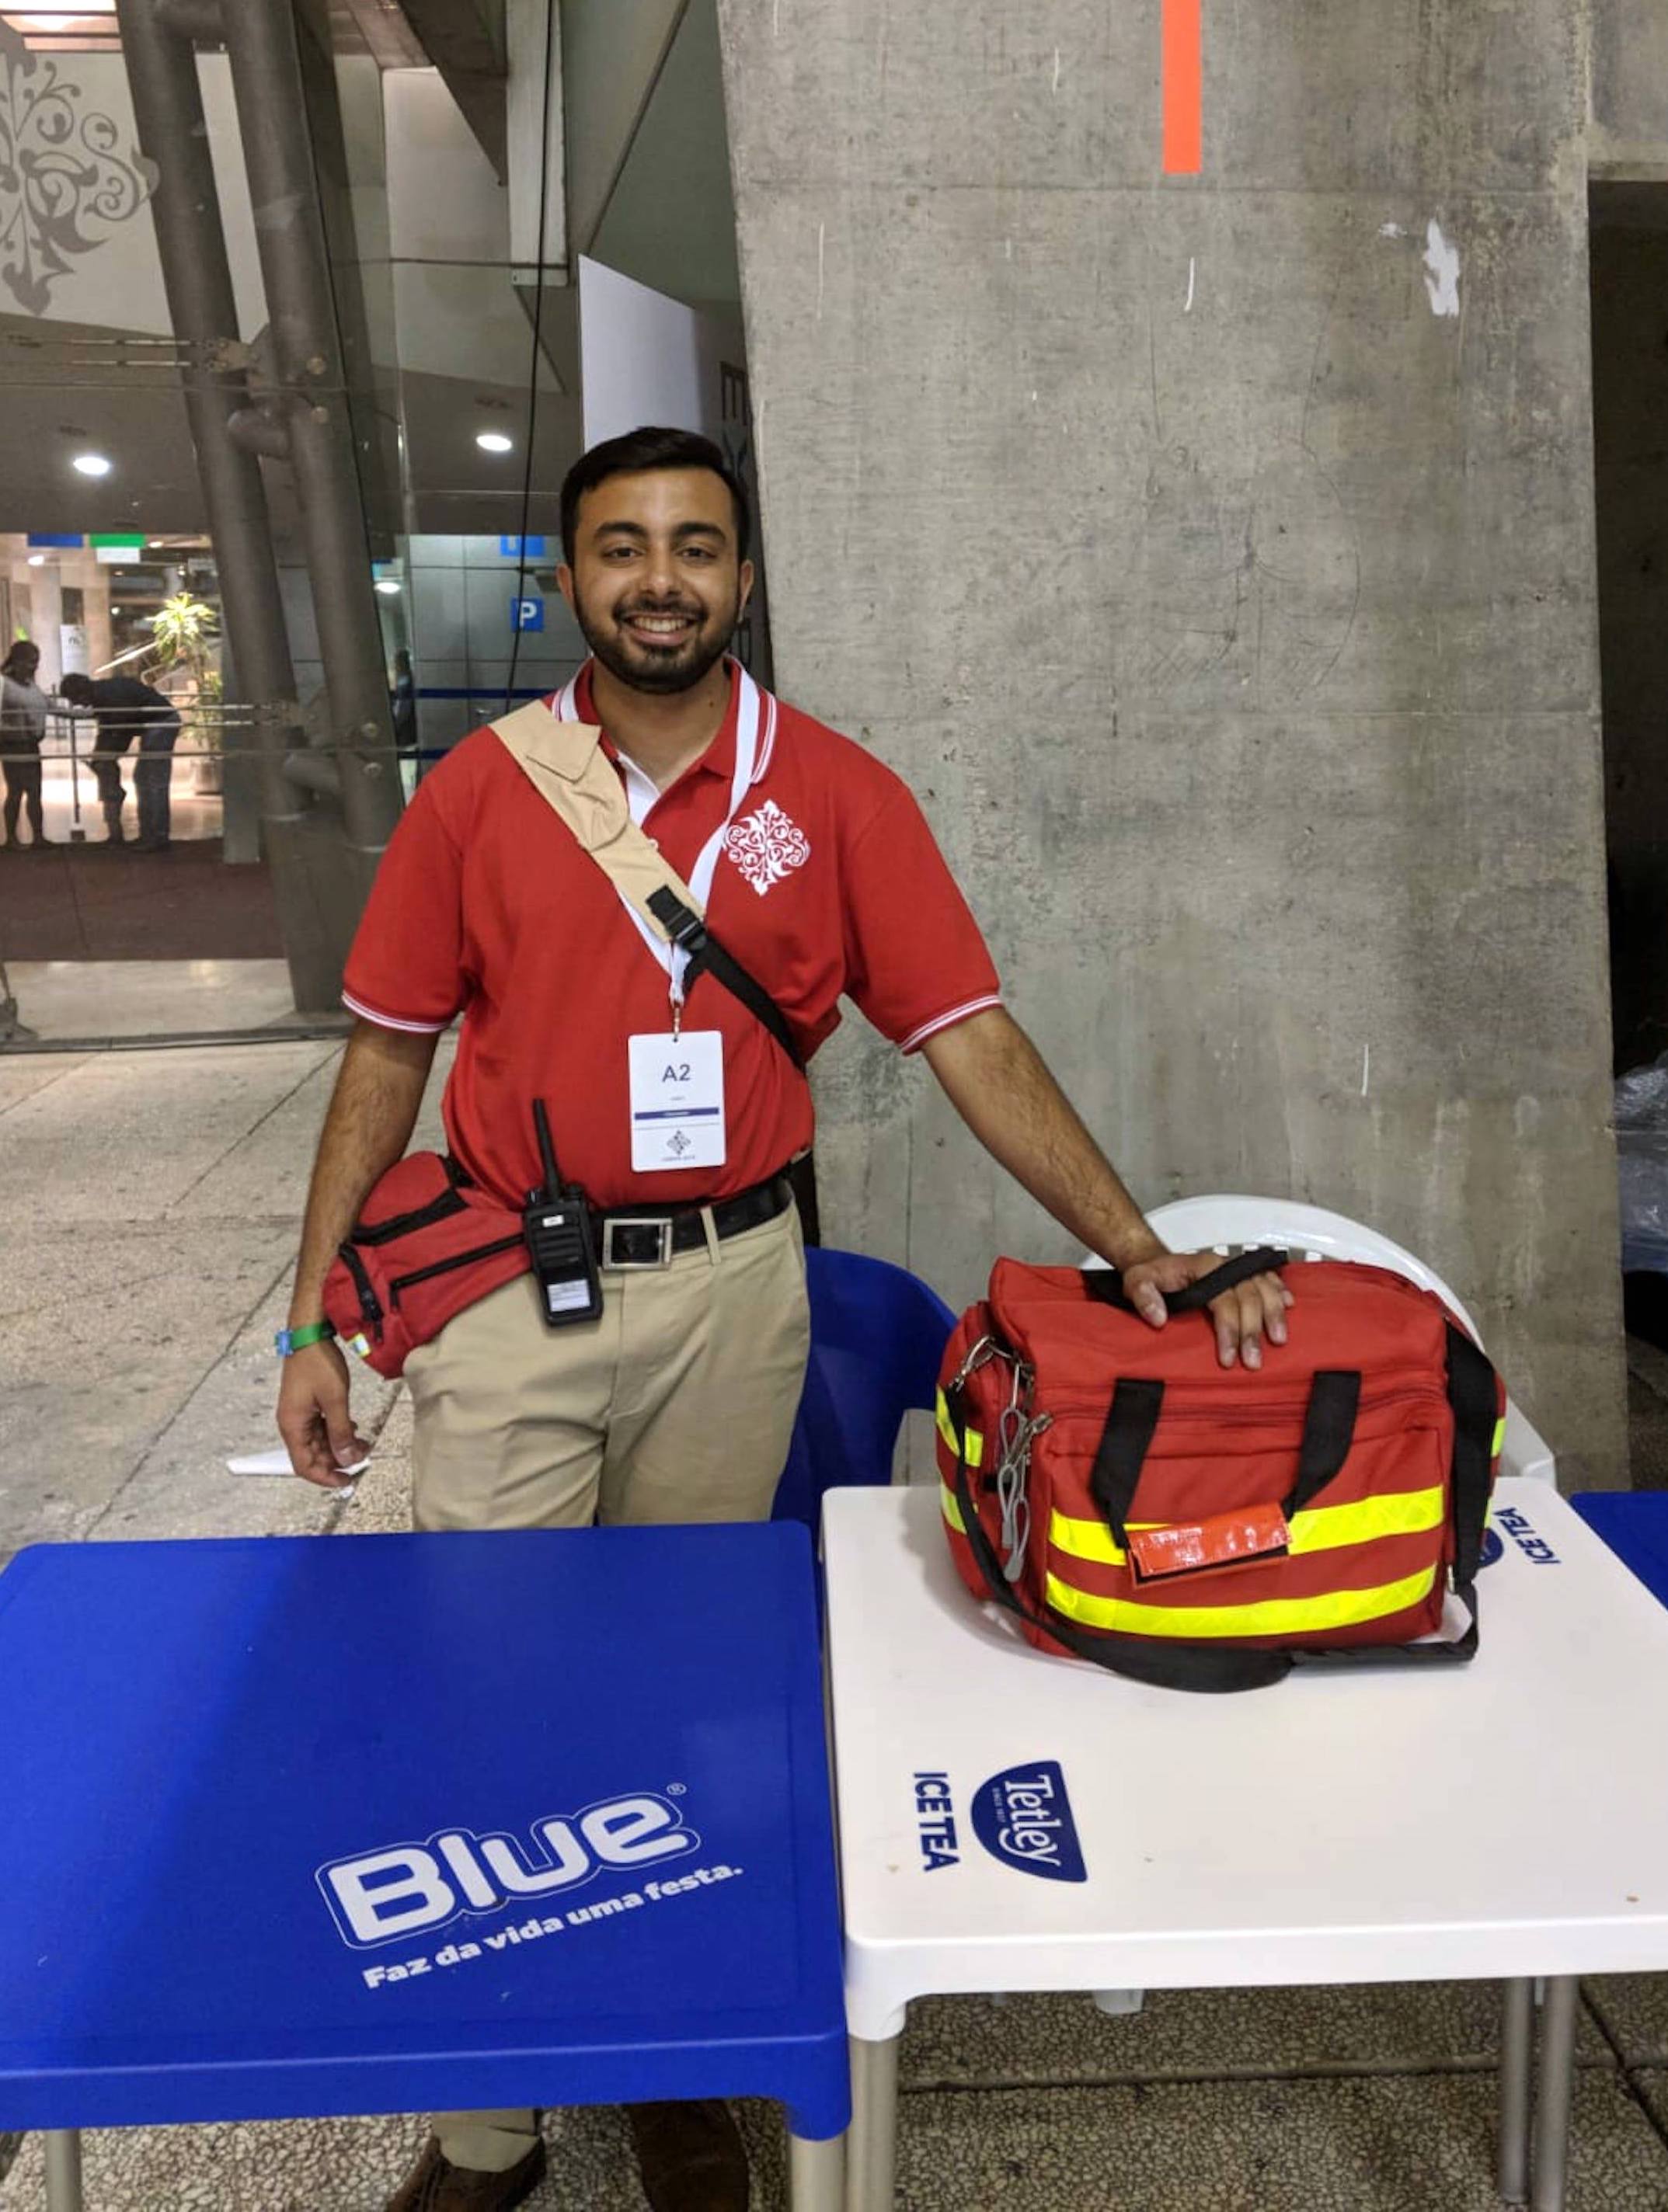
[1119,1250,1294,1369]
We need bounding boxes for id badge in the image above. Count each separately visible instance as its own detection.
[628,1030,726,1172]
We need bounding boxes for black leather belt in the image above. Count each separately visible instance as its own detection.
[594,1173,794,1270]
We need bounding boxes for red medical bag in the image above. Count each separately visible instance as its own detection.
[938,1250,1504,1692]
[322,1153,528,1379]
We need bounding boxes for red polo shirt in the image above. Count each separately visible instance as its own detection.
[342,662,1001,1209]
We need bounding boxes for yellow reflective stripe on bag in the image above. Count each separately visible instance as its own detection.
[935,1389,984,1469]
[1049,1483,1446,1568]
[1492,1416,1506,1459]
[1043,1563,1438,1640]
[940,1481,966,1534]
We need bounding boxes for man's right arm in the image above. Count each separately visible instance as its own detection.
[277,1018,440,1487]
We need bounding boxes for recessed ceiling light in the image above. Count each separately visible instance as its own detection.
[71,452,112,477]
[27,555,45,567]
[475,431,514,454]
[374,578,401,595]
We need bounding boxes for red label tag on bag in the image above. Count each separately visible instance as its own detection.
[1127,1504,1291,1582]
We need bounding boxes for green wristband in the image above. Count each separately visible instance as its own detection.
[275,1320,336,1357]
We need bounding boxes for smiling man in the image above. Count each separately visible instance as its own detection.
[277,426,1287,2212]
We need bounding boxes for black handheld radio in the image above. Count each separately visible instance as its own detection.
[523,1099,603,1327]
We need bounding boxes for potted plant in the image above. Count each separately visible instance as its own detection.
[145,590,223,794]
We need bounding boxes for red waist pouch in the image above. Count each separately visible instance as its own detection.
[322,1152,528,1379]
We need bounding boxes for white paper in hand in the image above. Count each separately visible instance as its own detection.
[226,1445,370,1477]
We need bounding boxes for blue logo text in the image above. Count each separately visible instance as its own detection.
[913,1772,959,1870]
[1495,1506,1560,1566]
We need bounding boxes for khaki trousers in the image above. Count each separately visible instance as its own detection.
[404,1202,810,2171]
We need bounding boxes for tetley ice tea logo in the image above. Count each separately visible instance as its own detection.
[971,1762,1086,1883]
[911,1761,1087,1882]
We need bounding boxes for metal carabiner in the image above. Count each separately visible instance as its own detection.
[947,1333,1000,1396]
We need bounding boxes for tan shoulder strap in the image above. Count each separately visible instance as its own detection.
[489,700,805,1073]
[489,700,701,944]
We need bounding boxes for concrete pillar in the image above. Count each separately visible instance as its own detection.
[719,1,1628,1480]
[1592,0,1668,176]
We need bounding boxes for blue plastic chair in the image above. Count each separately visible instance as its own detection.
[772,1247,957,1530]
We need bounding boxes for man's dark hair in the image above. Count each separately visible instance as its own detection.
[559,426,750,565]
[57,672,92,703]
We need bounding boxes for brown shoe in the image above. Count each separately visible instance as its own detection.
[384,2134,547,2211]
[625,2101,749,2212]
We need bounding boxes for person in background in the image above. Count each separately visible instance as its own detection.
[58,670,182,850]
[390,647,420,800]
[0,960,35,1044]
[1,641,51,849]
[391,647,417,753]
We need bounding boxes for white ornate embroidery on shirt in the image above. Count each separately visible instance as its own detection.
[723,799,811,896]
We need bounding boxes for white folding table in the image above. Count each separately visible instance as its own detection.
[824,1476,1668,2212]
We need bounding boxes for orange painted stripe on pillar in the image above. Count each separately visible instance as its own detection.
[1162,0,1203,175]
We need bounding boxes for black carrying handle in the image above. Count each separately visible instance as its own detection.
[1082,1245,1290,1319]
[946,1384,1292,1693]
[1213,1324,1497,1673]
[1088,1369,1361,1551]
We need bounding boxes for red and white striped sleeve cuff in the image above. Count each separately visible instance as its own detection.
[897,993,1004,1055]
[341,988,454,1035]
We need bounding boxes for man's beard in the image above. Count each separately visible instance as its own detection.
[571,581,738,697]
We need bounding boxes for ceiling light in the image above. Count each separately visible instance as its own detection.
[71,452,112,477]
[27,554,45,567]
[475,431,514,454]
[374,578,401,595]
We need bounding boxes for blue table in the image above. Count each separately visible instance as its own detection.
[1572,1490,1668,1612]
[0,1525,848,2210]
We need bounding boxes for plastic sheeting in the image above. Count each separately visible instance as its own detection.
[1617,1052,1668,1274]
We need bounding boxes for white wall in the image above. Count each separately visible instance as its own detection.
[559,0,684,255]
[381,69,566,393]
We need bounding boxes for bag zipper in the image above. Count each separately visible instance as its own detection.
[1029,1382,1446,1428]
[388,1233,526,1307]
[350,1184,469,1247]
[336,1240,385,1344]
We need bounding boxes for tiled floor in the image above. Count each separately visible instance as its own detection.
[3,1010,1668,2208]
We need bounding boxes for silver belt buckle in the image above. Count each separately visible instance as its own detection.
[601,1216,675,1271]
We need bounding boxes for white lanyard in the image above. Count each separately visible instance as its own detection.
[554,662,761,1009]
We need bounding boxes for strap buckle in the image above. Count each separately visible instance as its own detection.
[601,1216,675,1270]
[645,885,709,955]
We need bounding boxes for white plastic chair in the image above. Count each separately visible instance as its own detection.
[1134,1194,1556,1486]
[1080,1195,1556,2021]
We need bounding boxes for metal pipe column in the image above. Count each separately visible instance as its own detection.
[789,2129,845,2212]
[1531,1975,1579,2212]
[115,0,336,1007]
[1499,1976,1534,2205]
[218,0,402,882]
[43,2129,83,2212]
[846,2033,900,2212]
